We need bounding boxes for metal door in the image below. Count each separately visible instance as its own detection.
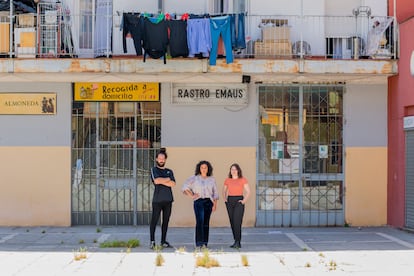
[405,130,414,229]
[71,102,160,225]
[257,84,344,226]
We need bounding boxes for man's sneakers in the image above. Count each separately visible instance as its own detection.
[230,241,241,249]
[150,240,173,249]
[161,241,173,248]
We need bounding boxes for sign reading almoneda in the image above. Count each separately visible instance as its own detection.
[74,82,159,102]
[172,83,248,105]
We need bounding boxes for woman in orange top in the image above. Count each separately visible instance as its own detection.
[223,163,250,249]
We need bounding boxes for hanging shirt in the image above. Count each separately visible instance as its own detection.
[143,17,169,63]
[187,18,211,58]
[168,19,189,58]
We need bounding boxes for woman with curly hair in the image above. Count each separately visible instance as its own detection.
[182,160,219,249]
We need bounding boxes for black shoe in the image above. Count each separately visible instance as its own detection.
[230,241,241,249]
[161,241,173,248]
[150,241,156,249]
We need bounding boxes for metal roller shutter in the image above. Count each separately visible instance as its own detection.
[405,130,414,229]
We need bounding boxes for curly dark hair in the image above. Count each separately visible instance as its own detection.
[194,160,213,176]
[228,163,243,178]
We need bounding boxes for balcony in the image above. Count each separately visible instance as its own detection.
[0,11,398,79]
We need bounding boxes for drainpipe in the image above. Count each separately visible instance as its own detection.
[300,0,303,59]
[9,0,13,58]
[393,0,397,59]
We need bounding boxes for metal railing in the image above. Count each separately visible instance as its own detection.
[0,12,398,60]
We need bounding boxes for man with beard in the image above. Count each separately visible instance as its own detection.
[149,147,176,249]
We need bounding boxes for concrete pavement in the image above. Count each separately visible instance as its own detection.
[1,226,414,275]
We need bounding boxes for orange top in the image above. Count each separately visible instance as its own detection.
[224,177,248,196]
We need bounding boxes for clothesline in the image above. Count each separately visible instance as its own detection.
[121,12,247,65]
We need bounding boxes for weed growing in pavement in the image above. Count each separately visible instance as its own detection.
[96,228,101,233]
[73,247,88,261]
[327,260,337,271]
[152,244,163,251]
[176,246,187,253]
[241,254,249,266]
[79,239,85,244]
[99,239,140,248]
[195,247,220,268]
[278,256,285,265]
[155,253,165,266]
[305,262,311,268]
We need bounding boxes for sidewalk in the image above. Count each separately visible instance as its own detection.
[1,226,414,275]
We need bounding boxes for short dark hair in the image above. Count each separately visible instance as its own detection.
[228,163,243,178]
[156,147,167,159]
[195,160,213,176]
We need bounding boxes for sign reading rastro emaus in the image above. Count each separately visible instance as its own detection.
[172,84,248,105]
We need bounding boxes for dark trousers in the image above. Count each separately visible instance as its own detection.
[225,196,244,242]
[230,13,246,50]
[122,13,144,55]
[193,198,213,247]
[150,201,172,243]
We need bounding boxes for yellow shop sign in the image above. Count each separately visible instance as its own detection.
[74,82,159,102]
[0,93,56,115]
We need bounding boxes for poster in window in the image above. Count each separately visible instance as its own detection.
[319,145,328,159]
[271,141,284,159]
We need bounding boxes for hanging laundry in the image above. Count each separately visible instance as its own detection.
[187,18,211,58]
[167,19,189,58]
[209,15,233,65]
[143,16,169,64]
[122,13,144,56]
[230,13,246,50]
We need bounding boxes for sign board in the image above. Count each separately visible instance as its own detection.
[172,83,248,105]
[74,82,159,102]
[404,116,414,130]
[0,93,56,115]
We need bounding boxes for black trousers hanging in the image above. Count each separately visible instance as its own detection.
[122,13,144,55]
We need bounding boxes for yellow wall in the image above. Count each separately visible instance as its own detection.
[0,147,71,226]
[166,147,256,227]
[0,145,385,227]
[345,147,387,226]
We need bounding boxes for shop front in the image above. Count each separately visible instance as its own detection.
[0,79,388,227]
[71,82,161,225]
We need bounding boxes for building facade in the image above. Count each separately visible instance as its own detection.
[388,0,414,230]
[0,0,396,227]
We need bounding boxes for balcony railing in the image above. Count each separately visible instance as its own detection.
[0,12,397,61]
